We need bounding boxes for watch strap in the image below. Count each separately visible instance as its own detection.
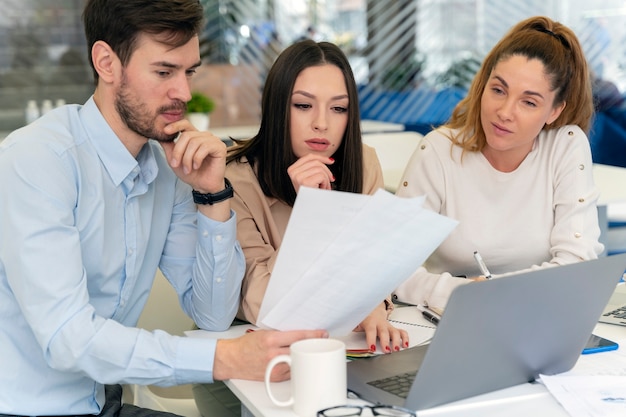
[192,178,234,205]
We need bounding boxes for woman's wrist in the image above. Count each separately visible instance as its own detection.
[384,298,395,319]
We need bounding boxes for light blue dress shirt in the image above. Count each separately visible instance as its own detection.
[0,97,245,415]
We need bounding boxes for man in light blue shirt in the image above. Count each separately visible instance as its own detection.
[0,1,325,416]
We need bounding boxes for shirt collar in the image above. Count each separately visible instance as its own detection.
[79,97,158,187]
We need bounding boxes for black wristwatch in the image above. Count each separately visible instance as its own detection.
[192,178,234,205]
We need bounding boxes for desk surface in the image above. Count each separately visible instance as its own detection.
[207,120,404,141]
[216,308,626,417]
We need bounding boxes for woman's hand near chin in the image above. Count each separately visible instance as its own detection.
[287,154,335,193]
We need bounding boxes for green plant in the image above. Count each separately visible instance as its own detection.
[435,55,481,90]
[381,55,426,92]
[186,91,215,114]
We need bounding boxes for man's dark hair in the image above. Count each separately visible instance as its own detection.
[82,0,204,83]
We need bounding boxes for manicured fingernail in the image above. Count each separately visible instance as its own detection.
[370,344,376,351]
[404,341,409,348]
[394,346,400,351]
[331,175,336,182]
[385,346,391,353]
[329,157,335,162]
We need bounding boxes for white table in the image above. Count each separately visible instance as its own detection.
[360,120,404,134]
[221,324,626,417]
[215,310,626,417]
[207,120,405,142]
[208,125,259,141]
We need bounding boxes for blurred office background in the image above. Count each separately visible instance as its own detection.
[0,0,624,134]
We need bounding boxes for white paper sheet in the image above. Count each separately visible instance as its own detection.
[540,374,626,417]
[257,187,457,335]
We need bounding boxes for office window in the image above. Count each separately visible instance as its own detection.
[1,0,624,133]
[0,0,90,133]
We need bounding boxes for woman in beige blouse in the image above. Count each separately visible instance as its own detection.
[226,40,408,353]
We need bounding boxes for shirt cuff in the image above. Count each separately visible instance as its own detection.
[174,336,217,384]
[196,210,238,246]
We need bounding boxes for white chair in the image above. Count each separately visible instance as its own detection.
[128,269,202,417]
[362,131,423,193]
[128,384,202,417]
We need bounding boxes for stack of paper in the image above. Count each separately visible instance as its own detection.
[257,187,457,336]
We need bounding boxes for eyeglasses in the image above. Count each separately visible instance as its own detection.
[317,405,416,417]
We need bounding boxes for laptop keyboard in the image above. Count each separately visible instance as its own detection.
[367,371,417,398]
[602,304,626,320]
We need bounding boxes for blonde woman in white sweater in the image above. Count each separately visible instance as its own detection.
[394,16,604,310]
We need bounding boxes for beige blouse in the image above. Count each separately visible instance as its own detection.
[226,145,384,324]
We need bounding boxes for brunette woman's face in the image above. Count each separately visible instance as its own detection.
[289,64,349,158]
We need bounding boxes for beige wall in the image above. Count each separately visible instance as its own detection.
[136,270,194,336]
[190,64,263,128]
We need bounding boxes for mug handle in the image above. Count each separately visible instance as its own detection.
[264,354,294,407]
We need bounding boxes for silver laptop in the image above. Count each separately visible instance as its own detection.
[347,253,626,411]
[599,281,626,325]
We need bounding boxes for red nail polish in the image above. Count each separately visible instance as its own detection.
[329,157,335,162]
[394,346,400,351]
[370,344,376,351]
[385,346,391,352]
[404,341,409,348]
[331,175,336,182]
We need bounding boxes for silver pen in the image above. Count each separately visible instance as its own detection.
[473,251,492,279]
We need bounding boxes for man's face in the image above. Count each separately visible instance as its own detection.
[114,33,201,142]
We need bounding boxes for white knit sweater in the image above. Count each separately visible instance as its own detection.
[394,125,604,309]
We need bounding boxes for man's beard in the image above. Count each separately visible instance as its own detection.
[114,76,186,142]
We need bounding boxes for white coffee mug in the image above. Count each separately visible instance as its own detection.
[265,338,347,416]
